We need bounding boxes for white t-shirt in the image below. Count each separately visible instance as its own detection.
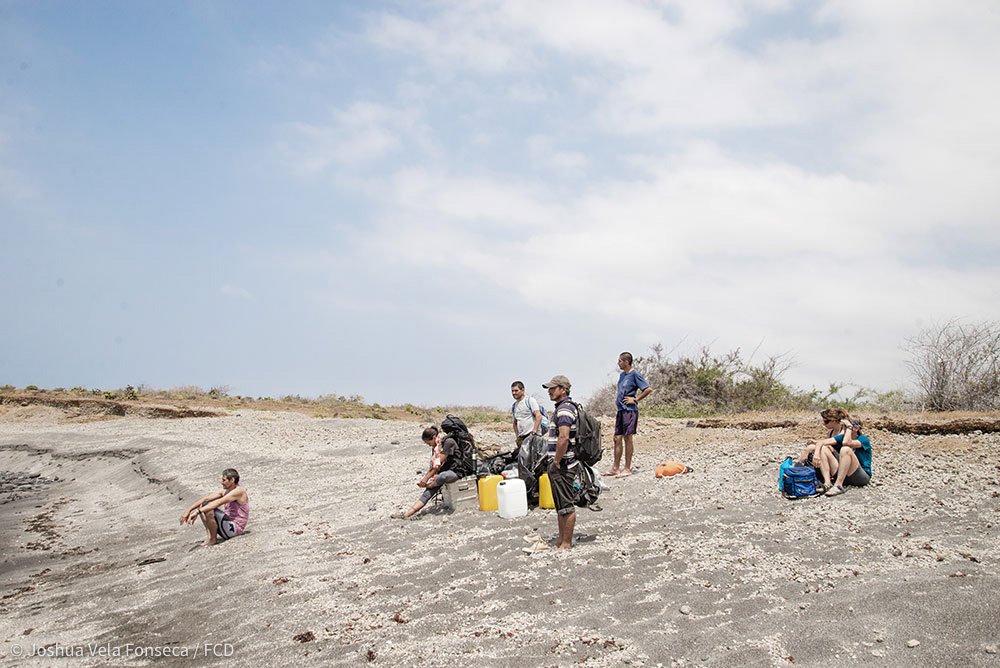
[513,396,541,436]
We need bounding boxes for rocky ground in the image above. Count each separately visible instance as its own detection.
[1,403,998,667]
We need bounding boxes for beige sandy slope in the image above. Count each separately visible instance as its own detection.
[1,410,998,667]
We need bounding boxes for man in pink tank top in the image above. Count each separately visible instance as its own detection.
[180,468,250,546]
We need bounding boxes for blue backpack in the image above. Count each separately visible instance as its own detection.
[779,457,818,499]
[512,397,550,432]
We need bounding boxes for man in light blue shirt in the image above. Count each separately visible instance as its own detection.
[605,351,652,478]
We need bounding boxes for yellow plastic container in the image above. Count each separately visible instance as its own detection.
[538,473,555,509]
[478,474,503,511]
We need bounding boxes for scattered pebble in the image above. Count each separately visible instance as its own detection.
[680,605,692,615]
[907,640,920,648]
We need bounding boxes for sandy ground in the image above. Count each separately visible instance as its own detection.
[1,406,999,667]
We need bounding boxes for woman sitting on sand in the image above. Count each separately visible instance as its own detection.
[824,417,872,496]
[797,408,846,491]
[797,408,872,496]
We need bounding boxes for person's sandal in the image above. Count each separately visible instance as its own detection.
[824,485,845,497]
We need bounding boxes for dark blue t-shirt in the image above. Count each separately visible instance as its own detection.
[616,370,650,412]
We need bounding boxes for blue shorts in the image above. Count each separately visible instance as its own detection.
[615,410,639,436]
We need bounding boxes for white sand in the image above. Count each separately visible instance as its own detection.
[1,408,998,666]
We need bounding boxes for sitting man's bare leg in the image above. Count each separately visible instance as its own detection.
[402,499,426,519]
[400,473,448,519]
[198,504,219,546]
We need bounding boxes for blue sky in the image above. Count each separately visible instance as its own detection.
[2,1,999,407]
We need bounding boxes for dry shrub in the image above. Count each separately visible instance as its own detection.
[905,320,1000,410]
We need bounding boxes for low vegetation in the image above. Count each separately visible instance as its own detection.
[584,343,912,417]
[5,321,997,420]
[904,319,1000,411]
[0,385,507,424]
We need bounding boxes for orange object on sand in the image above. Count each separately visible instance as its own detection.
[655,461,690,478]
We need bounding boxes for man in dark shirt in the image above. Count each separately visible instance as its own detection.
[542,374,579,550]
[397,426,467,519]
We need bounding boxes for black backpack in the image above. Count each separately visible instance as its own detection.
[440,415,476,477]
[573,464,601,508]
[572,402,603,467]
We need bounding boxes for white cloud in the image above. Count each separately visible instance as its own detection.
[268,1,1000,394]
[277,101,427,175]
[366,7,528,73]
[220,285,252,300]
[525,135,589,172]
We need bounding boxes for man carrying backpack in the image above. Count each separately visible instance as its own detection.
[605,351,653,478]
[395,421,475,519]
[542,374,580,550]
[511,380,546,447]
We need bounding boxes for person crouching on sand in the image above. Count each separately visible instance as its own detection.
[180,468,250,546]
[394,426,460,519]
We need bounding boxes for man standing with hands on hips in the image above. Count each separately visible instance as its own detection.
[605,351,653,478]
[542,374,579,550]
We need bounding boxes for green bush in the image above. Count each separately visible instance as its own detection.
[587,343,913,417]
[587,344,805,416]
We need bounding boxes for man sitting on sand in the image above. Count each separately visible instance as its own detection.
[180,468,250,546]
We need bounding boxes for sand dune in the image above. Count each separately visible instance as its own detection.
[1,408,998,666]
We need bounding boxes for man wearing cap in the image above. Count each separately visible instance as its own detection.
[542,374,579,550]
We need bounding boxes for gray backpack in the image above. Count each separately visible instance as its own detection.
[572,401,603,467]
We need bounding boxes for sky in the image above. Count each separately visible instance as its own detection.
[2,1,999,408]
